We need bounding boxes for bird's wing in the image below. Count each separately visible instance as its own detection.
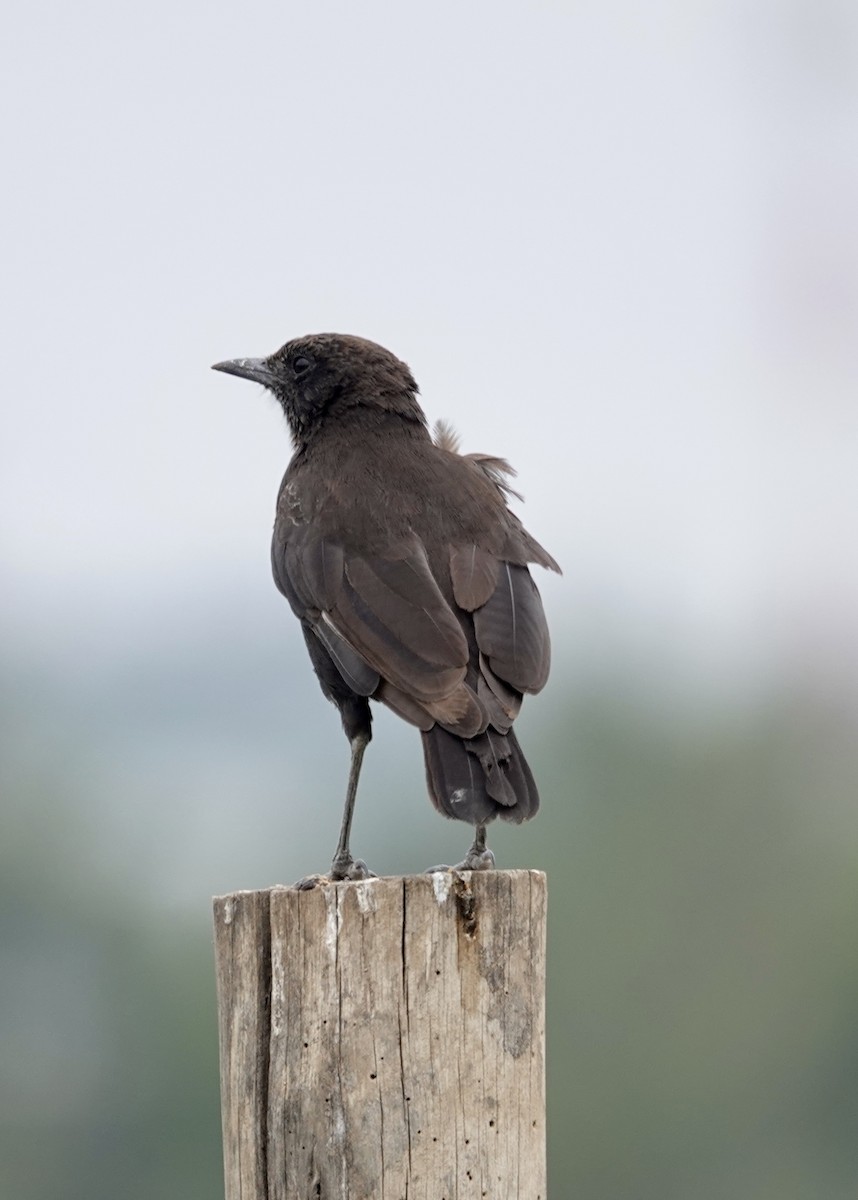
[450,547,552,696]
[334,539,470,702]
[444,449,557,699]
[273,522,471,707]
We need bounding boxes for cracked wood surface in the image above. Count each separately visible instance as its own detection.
[214,870,546,1200]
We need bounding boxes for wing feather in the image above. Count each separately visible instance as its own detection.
[449,544,500,611]
[332,567,466,701]
[313,614,379,696]
[473,563,551,694]
[344,549,466,668]
[275,520,469,703]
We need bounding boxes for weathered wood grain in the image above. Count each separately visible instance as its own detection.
[214,870,546,1200]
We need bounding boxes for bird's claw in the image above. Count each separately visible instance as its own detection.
[293,858,377,891]
[295,864,376,892]
[331,855,376,882]
[425,846,496,874]
[293,873,327,891]
[460,846,496,871]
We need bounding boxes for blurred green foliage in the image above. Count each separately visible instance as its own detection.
[2,644,857,1199]
[0,825,222,1200]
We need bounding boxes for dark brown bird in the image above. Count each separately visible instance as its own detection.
[212,334,560,881]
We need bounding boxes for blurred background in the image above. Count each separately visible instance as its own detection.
[2,1,857,1196]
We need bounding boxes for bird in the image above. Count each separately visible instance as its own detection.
[212,334,560,882]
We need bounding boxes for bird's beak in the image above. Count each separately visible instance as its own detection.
[211,357,279,387]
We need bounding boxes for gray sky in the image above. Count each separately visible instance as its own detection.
[3,0,856,685]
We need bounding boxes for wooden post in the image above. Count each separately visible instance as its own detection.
[213,870,546,1200]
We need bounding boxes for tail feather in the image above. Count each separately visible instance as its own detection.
[421,725,540,826]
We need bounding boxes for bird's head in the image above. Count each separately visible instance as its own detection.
[212,333,425,446]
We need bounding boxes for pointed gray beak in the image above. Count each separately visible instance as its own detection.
[211,357,279,387]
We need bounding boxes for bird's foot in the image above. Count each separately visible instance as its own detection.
[293,855,376,891]
[331,854,376,882]
[425,845,496,874]
[293,857,376,891]
[293,873,328,891]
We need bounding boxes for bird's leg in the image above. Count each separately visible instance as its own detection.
[329,730,375,881]
[426,823,496,874]
[455,823,496,871]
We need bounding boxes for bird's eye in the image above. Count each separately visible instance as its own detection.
[293,356,312,378]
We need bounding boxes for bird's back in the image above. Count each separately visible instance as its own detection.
[271,410,558,824]
[278,415,553,578]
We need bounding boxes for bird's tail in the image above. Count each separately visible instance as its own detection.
[420,725,540,826]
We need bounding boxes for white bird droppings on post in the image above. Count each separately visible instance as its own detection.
[431,870,452,905]
[270,963,283,1036]
[355,878,378,914]
[325,887,340,958]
